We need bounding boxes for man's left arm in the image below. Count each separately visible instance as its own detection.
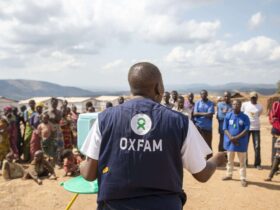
[181,120,226,182]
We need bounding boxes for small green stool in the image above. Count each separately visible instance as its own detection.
[61,176,98,210]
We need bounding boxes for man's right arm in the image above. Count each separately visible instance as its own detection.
[80,118,101,182]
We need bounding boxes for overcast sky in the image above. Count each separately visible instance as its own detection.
[0,0,279,90]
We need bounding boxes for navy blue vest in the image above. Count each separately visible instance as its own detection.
[97,98,189,207]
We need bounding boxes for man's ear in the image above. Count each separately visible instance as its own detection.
[155,83,160,96]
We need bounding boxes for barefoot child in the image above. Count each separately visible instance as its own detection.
[222,99,250,187]
[2,153,25,180]
[72,148,83,165]
[62,149,79,177]
[24,150,57,185]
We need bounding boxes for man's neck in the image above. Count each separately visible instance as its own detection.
[132,95,156,102]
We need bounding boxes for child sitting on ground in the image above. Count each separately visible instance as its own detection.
[2,152,25,180]
[62,149,79,177]
[265,138,280,181]
[72,148,83,165]
[23,150,57,185]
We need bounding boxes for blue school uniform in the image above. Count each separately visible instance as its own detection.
[223,111,250,152]
[97,98,189,210]
[194,99,215,131]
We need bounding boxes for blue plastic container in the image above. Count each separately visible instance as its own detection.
[77,112,99,152]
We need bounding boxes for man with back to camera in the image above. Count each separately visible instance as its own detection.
[80,62,226,210]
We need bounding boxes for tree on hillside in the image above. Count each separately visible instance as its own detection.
[277,80,280,94]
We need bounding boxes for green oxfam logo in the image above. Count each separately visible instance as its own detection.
[137,118,146,130]
[131,114,152,135]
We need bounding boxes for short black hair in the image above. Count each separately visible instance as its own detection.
[106,102,113,108]
[62,149,73,159]
[86,101,93,108]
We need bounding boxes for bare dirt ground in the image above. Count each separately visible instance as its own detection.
[0,115,279,210]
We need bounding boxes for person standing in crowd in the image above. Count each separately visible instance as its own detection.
[60,108,73,149]
[217,91,232,152]
[185,93,195,120]
[172,96,189,116]
[118,96,125,105]
[12,107,24,160]
[0,118,11,167]
[241,91,263,170]
[85,101,95,113]
[38,113,55,164]
[268,98,280,165]
[3,106,19,160]
[23,100,36,162]
[29,103,44,160]
[80,62,226,210]
[222,99,250,187]
[170,90,178,107]
[193,90,215,159]
[105,102,113,109]
[161,91,173,109]
[87,107,95,113]
[264,138,280,182]
[61,100,68,111]
[48,98,63,167]
[70,105,79,147]
[19,105,27,155]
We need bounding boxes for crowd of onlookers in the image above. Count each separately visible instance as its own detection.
[0,96,125,184]
[160,90,280,186]
[0,91,279,186]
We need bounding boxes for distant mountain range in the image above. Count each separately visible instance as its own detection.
[0,80,277,100]
[0,80,97,100]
